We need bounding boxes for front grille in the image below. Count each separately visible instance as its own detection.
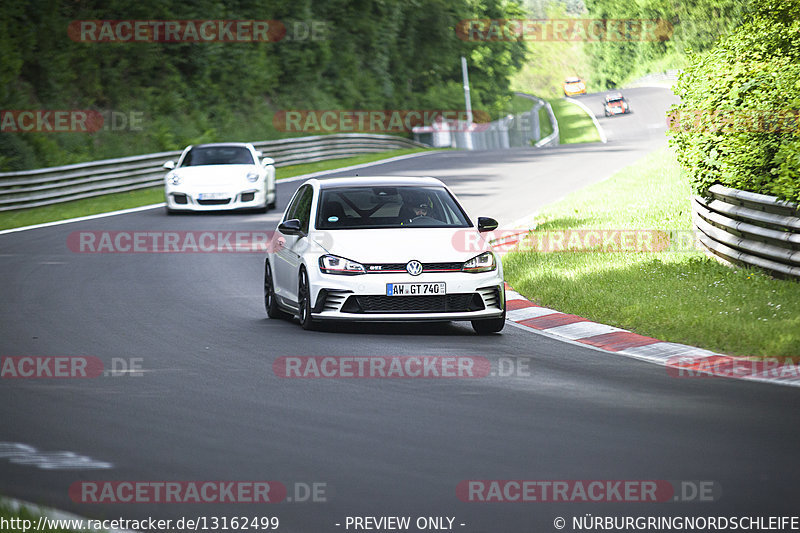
[341,293,484,314]
[172,194,188,205]
[240,192,255,202]
[364,261,464,273]
[197,198,231,206]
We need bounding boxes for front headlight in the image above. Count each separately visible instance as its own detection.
[246,170,260,183]
[319,254,366,275]
[462,251,496,273]
[167,172,182,186]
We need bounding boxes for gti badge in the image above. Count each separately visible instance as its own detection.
[406,260,423,276]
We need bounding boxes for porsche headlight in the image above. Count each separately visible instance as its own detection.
[246,170,260,183]
[462,251,496,273]
[167,172,182,186]
[319,254,366,275]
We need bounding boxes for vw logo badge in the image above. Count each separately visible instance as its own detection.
[406,260,423,276]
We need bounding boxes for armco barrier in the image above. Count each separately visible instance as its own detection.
[692,184,800,278]
[412,92,558,150]
[0,133,426,212]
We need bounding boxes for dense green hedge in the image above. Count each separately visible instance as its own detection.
[668,0,800,203]
[583,0,752,90]
[0,0,526,171]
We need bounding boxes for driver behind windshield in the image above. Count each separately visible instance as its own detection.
[400,198,433,225]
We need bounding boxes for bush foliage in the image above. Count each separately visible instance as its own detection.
[0,0,526,170]
[668,0,800,203]
[583,0,753,90]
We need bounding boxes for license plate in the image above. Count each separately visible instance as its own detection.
[198,192,228,200]
[386,282,446,296]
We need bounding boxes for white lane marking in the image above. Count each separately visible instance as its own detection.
[0,442,112,470]
[543,321,623,340]
[564,98,608,143]
[505,290,527,300]
[508,306,559,322]
[0,151,439,236]
[0,203,165,236]
[620,342,716,362]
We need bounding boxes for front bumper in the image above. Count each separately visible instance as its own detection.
[165,188,267,211]
[306,269,505,322]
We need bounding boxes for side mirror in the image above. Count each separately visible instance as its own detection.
[163,160,176,170]
[261,157,275,167]
[477,217,498,232]
[255,150,263,157]
[278,219,303,236]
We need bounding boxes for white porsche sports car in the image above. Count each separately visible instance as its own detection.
[264,176,506,334]
[163,142,277,213]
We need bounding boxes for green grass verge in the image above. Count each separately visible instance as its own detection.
[507,94,538,115]
[548,98,601,144]
[0,148,431,231]
[502,147,800,358]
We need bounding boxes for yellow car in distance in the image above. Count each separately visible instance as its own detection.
[563,77,587,97]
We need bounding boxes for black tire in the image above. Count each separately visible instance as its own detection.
[268,188,277,209]
[264,259,290,319]
[472,316,505,334]
[297,268,317,331]
[165,206,177,216]
[471,293,506,334]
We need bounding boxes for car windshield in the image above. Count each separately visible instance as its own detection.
[316,185,472,230]
[181,146,254,166]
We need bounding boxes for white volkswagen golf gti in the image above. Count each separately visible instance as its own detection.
[163,142,277,213]
[264,176,506,333]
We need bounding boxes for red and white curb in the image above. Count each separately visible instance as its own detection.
[503,282,800,389]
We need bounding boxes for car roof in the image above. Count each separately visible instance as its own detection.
[565,77,582,83]
[312,176,446,190]
[191,142,255,149]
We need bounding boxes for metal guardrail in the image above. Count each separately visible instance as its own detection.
[624,70,682,88]
[0,133,426,212]
[531,96,559,148]
[692,184,800,278]
[411,92,558,150]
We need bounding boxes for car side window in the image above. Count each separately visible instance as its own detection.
[293,186,314,234]
[283,185,307,223]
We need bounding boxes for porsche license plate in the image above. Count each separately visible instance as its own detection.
[386,282,446,296]
[197,192,228,200]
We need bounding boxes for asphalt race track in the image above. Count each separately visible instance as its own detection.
[2,88,798,532]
